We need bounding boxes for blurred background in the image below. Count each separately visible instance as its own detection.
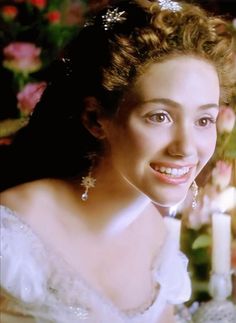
[196,0,236,16]
[0,0,236,308]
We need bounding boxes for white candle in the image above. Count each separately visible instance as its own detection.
[212,212,231,274]
[164,217,181,248]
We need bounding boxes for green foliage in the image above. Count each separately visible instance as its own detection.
[192,234,211,250]
[215,118,236,162]
[181,227,212,303]
[0,0,82,65]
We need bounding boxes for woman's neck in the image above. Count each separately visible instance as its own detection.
[101,195,151,236]
[72,158,153,236]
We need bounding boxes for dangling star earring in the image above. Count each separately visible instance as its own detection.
[80,153,97,201]
[191,180,199,209]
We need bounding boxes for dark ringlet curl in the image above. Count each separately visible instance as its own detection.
[0,0,235,191]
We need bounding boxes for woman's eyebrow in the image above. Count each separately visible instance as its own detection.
[141,98,180,108]
[199,103,220,110]
[141,98,219,110]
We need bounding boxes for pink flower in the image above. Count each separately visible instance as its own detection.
[3,42,42,74]
[217,106,236,133]
[46,10,61,24]
[17,82,47,115]
[29,0,46,9]
[211,160,232,190]
[1,5,18,20]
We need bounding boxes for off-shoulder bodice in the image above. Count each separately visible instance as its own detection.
[0,205,191,322]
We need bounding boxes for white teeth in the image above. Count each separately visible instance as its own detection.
[155,166,190,177]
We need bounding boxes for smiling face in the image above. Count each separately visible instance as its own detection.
[99,56,220,206]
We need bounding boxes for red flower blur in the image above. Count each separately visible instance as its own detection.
[29,0,46,10]
[46,10,61,24]
[1,5,18,20]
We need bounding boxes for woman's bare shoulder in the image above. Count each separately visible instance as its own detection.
[0,178,67,221]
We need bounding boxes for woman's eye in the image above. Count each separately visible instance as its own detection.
[147,112,171,123]
[196,117,216,127]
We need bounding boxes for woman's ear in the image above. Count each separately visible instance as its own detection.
[81,97,106,139]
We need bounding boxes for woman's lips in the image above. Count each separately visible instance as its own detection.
[150,163,195,185]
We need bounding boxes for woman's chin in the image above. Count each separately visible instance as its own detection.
[150,193,187,209]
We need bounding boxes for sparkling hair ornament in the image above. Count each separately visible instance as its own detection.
[84,0,181,31]
[157,0,182,12]
[102,8,126,31]
[84,7,126,30]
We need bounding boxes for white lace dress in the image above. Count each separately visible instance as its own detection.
[0,205,191,323]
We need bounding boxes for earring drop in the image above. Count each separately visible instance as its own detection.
[80,153,97,201]
[191,180,199,209]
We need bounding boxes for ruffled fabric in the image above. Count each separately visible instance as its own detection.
[0,206,50,304]
[154,236,192,305]
[0,205,191,323]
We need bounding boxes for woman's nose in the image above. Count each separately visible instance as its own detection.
[167,124,196,158]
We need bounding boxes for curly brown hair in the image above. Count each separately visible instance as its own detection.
[99,0,235,104]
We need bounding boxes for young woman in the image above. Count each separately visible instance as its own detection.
[0,0,235,322]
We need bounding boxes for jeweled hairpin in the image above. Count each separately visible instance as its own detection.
[157,0,182,12]
[102,8,126,31]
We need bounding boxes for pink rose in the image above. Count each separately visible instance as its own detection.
[17,82,47,116]
[211,160,232,190]
[3,42,42,74]
[217,106,236,133]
